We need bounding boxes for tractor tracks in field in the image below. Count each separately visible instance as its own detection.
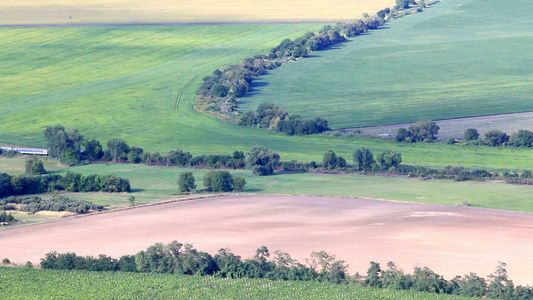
[174,75,198,111]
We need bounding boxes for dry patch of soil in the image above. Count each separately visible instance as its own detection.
[0,195,531,284]
[0,0,395,25]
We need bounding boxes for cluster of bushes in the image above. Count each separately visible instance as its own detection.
[238,103,329,135]
[60,172,131,193]
[0,210,16,223]
[464,128,533,148]
[195,11,386,130]
[1,195,103,214]
[0,172,130,198]
[395,119,440,143]
[177,171,246,193]
[40,243,532,299]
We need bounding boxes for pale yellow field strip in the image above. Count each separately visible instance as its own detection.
[0,0,395,25]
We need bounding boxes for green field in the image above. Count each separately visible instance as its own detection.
[0,267,474,300]
[1,0,533,172]
[3,157,531,213]
[242,0,533,128]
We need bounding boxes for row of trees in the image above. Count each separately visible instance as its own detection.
[195,11,386,127]
[238,103,330,135]
[464,128,533,147]
[177,171,246,193]
[43,126,285,178]
[39,243,532,299]
[44,125,249,168]
[322,148,402,172]
[364,261,532,299]
[0,172,130,198]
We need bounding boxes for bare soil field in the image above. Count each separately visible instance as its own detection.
[1,195,531,284]
[0,0,395,25]
[344,112,533,140]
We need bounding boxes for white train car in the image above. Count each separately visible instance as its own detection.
[0,146,48,156]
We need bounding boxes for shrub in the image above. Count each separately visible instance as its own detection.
[177,172,196,193]
[233,176,247,192]
[203,171,234,192]
[464,128,479,141]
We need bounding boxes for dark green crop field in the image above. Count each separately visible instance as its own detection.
[242,0,533,128]
[0,267,474,300]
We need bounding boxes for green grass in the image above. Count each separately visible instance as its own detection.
[242,0,533,128]
[0,267,474,300]
[2,158,523,213]
[1,2,533,172]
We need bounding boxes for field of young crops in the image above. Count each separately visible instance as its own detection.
[0,267,473,299]
[242,0,533,128]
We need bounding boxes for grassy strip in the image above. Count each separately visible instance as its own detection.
[3,158,524,213]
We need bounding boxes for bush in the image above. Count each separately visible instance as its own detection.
[464,128,479,141]
[177,172,196,193]
[203,171,234,192]
[246,146,280,176]
[233,176,247,192]
[25,157,46,175]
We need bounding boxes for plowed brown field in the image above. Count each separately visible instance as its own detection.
[1,195,531,284]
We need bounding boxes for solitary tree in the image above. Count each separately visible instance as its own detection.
[246,146,280,176]
[408,119,440,142]
[177,172,196,193]
[233,176,247,192]
[322,150,338,170]
[464,128,479,141]
[353,148,375,171]
[25,157,46,175]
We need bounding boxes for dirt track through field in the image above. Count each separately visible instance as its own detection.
[1,195,532,284]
